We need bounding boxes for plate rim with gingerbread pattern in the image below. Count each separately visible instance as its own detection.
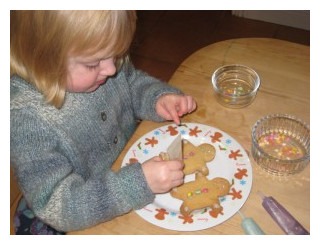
[121,122,252,231]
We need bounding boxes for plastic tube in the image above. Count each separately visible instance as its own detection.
[258,191,309,235]
[238,211,265,235]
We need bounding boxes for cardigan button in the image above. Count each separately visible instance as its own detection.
[101,112,107,121]
[113,136,118,144]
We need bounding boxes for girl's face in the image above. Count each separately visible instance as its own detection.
[66,51,117,93]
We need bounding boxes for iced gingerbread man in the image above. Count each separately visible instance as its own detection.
[170,173,231,216]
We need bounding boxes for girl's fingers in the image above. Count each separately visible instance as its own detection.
[164,104,181,125]
[186,95,196,113]
[167,160,184,171]
[156,94,196,125]
[171,178,184,188]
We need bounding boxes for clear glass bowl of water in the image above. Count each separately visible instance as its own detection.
[212,64,260,108]
[251,114,310,176]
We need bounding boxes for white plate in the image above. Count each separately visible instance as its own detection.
[121,123,252,231]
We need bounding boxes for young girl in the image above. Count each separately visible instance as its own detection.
[10,10,196,234]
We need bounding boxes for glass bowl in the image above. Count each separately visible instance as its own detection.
[251,114,310,176]
[212,64,260,108]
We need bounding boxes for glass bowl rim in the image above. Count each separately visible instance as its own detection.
[211,64,261,98]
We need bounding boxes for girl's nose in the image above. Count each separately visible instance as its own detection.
[100,58,116,76]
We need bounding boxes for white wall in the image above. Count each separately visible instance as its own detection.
[232,10,310,30]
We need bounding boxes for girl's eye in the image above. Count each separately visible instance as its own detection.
[86,64,99,70]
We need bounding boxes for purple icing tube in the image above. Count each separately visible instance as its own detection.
[258,191,309,235]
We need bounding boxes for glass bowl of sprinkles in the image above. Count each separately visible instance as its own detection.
[251,114,310,176]
[212,64,260,108]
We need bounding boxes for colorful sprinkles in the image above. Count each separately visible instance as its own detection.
[258,132,305,160]
[220,80,252,96]
[187,188,209,199]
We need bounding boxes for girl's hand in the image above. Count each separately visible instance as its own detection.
[156,94,197,125]
[141,156,184,194]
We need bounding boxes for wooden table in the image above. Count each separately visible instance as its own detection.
[69,38,310,235]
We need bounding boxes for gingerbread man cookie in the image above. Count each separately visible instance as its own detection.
[183,140,216,176]
[170,173,231,216]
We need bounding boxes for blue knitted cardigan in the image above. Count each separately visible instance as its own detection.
[10,62,182,232]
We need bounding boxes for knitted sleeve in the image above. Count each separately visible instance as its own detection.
[122,61,183,121]
[10,107,155,232]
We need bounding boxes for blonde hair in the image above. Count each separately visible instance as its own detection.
[11,10,137,108]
